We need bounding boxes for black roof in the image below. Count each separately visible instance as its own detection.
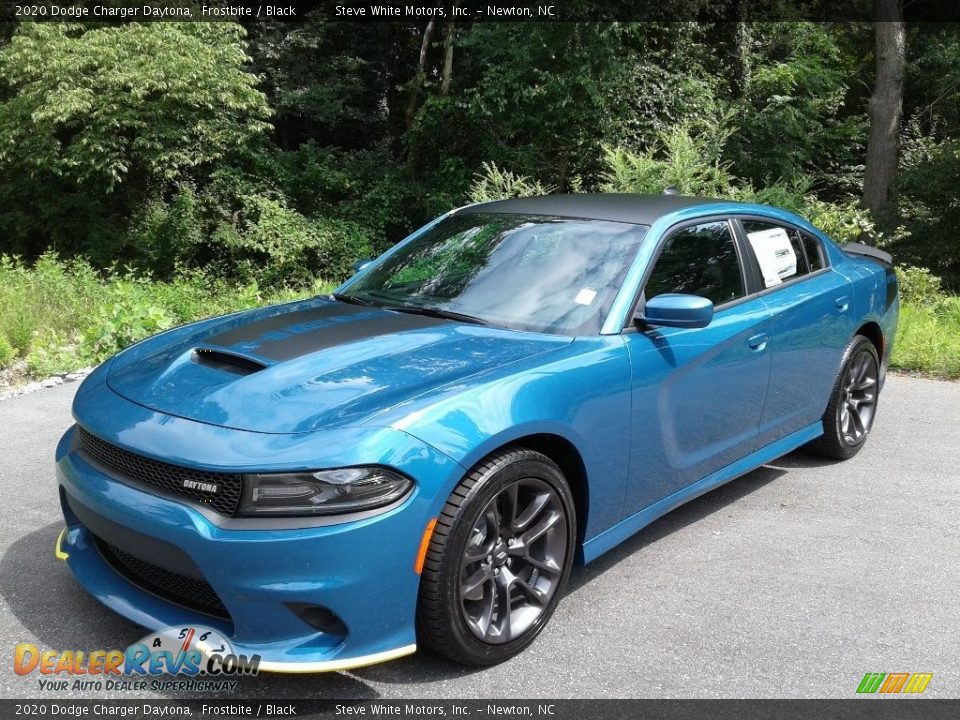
[460,193,727,226]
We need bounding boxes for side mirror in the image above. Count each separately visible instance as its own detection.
[352,258,373,274]
[638,293,714,329]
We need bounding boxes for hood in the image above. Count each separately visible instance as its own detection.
[106,298,570,434]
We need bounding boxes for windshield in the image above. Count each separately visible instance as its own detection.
[341,213,648,335]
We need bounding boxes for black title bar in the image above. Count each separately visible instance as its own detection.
[2,0,959,23]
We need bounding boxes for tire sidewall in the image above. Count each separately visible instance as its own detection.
[828,336,880,456]
[435,452,576,665]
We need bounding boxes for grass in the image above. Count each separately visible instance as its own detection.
[890,296,960,379]
[0,254,333,381]
[1,254,959,383]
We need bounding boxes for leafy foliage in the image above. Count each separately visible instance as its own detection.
[727,23,867,192]
[892,298,960,379]
[896,265,945,307]
[0,16,958,320]
[595,121,882,245]
[0,334,14,370]
[208,193,371,286]
[0,22,273,268]
[0,254,334,376]
[600,121,735,197]
[896,131,960,285]
[468,162,557,203]
[0,23,271,188]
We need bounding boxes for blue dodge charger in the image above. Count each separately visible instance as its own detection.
[56,194,899,669]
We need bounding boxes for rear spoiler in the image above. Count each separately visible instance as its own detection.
[842,242,893,267]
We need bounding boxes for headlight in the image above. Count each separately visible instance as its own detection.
[238,467,413,517]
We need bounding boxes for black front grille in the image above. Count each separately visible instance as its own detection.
[95,536,230,619]
[75,426,242,516]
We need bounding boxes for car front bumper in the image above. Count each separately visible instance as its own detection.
[55,386,464,672]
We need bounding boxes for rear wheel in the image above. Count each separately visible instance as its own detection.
[416,448,576,666]
[809,335,880,460]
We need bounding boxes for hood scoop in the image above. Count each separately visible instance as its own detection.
[106,298,574,434]
[191,347,268,375]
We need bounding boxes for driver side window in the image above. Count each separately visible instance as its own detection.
[644,221,745,307]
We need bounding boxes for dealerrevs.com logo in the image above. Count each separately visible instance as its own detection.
[15,626,260,692]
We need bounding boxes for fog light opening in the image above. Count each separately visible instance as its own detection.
[287,603,348,637]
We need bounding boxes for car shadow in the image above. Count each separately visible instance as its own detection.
[564,462,788,595]
[763,446,841,470]
[356,448,826,685]
[2,448,826,693]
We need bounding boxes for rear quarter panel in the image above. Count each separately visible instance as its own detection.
[829,246,900,376]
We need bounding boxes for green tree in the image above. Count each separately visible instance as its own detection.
[726,22,867,195]
[411,22,722,190]
[0,22,271,261]
[0,22,270,187]
[892,24,960,286]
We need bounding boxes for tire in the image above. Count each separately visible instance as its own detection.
[808,335,881,460]
[416,447,576,666]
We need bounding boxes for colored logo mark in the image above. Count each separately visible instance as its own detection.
[857,672,933,694]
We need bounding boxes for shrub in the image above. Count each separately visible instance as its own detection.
[126,185,205,276]
[310,217,373,281]
[737,185,882,245]
[0,253,338,384]
[468,162,556,203]
[600,121,735,197]
[0,334,15,369]
[896,265,945,307]
[26,329,80,377]
[80,280,176,363]
[208,193,371,288]
[0,253,101,355]
[594,123,889,248]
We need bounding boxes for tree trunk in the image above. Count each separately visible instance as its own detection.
[441,16,457,96]
[861,2,906,225]
[440,3,460,96]
[405,19,437,131]
[735,21,752,96]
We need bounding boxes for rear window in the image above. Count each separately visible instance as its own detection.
[741,219,827,288]
[800,231,825,271]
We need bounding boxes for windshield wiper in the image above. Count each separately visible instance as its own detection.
[382,304,495,327]
[331,292,369,306]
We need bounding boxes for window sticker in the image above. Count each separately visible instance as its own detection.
[574,288,597,305]
[747,227,797,287]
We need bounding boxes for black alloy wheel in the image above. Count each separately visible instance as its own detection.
[417,448,576,666]
[809,334,881,460]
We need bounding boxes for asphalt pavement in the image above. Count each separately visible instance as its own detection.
[0,375,958,699]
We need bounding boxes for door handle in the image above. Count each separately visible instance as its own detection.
[835,295,849,312]
[748,333,768,351]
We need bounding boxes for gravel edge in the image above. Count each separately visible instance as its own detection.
[0,364,94,402]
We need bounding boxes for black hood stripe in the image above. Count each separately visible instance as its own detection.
[207,302,451,362]
[208,302,368,347]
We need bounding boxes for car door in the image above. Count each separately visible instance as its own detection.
[734,217,854,445]
[623,218,773,516]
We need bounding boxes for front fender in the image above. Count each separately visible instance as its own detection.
[385,337,634,543]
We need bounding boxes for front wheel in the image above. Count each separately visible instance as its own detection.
[416,448,576,666]
[809,335,881,460]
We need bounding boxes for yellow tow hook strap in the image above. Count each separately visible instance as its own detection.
[54,528,70,561]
